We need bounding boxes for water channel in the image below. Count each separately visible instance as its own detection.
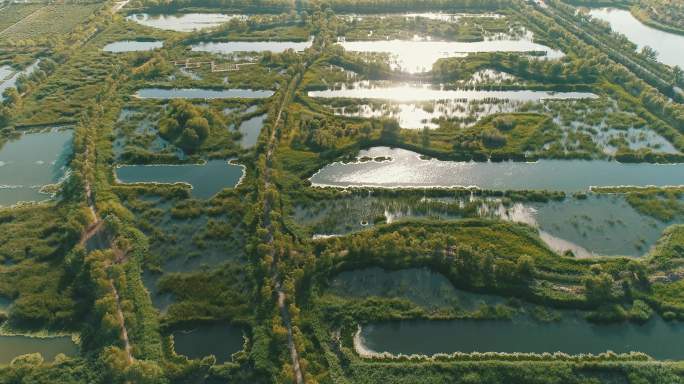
[589,8,684,68]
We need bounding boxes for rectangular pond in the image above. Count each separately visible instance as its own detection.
[0,335,78,364]
[126,13,243,32]
[0,129,72,207]
[357,316,684,359]
[115,159,244,199]
[191,40,313,54]
[309,147,684,192]
[135,88,274,99]
[338,39,564,73]
[589,8,684,68]
[103,40,163,52]
[173,324,244,363]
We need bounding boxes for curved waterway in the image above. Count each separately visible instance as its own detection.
[126,13,241,32]
[115,160,244,198]
[191,40,313,54]
[589,8,684,68]
[358,316,684,359]
[338,39,564,73]
[309,147,684,192]
[103,40,163,52]
[173,324,244,363]
[0,129,72,207]
[0,60,40,100]
[0,335,78,364]
[135,88,274,99]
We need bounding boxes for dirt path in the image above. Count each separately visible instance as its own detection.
[263,79,305,384]
[110,277,134,364]
[112,0,130,13]
[80,145,134,363]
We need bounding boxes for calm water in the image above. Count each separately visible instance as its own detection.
[531,196,676,257]
[309,147,684,192]
[115,160,244,198]
[589,8,684,68]
[103,40,163,52]
[359,316,684,359]
[192,40,313,54]
[0,335,78,364]
[135,88,273,99]
[0,130,72,207]
[173,324,243,363]
[309,82,596,102]
[237,114,266,148]
[330,268,503,309]
[298,193,673,257]
[126,13,241,32]
[339,39,564,73]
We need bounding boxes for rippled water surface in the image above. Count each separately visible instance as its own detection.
[310,147,684,191]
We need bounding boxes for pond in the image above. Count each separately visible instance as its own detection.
[0,335,78,364]
[191,40,313,54]
[329,267,504,309]
[297,193,675,257]
[308,83,596,103]
[135,88,274,99]
[589,8,684,68]
[173,324,244,363]
[0,129,72,207]
[103,40,163,52]
[125,13,241,32]
[237,114,266,148]
[528,195,677,257]
[309,147,684,192]
[310,83,596,128]
[115,160,244,199]
[338,39,564,73]
[357,316,684,359]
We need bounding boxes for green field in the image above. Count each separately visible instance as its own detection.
[0,4,103,44]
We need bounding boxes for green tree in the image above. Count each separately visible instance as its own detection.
[584,272,614,303]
